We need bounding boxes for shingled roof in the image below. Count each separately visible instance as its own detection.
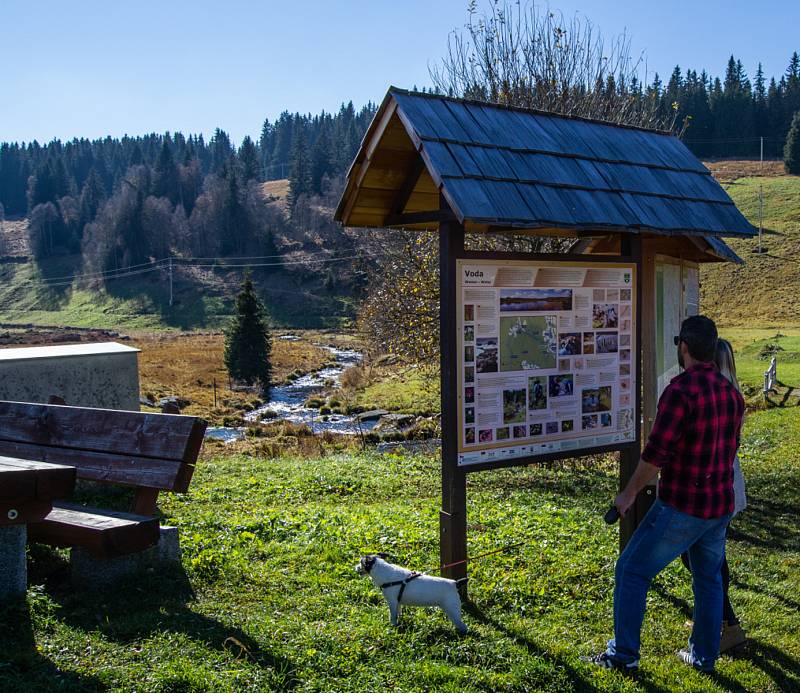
[335,87,755,239]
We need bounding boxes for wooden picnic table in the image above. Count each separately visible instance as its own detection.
[0,456,76,600]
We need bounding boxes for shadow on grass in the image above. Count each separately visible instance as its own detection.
[716,639,800,693]
[648,578,694,623]
[727,494,800,553]
[764,381,800,408]
[0,596,107,693]
[731,576,800,613]
[104,269,211,331]
[27,550,299,690]
[26,255,82,312]
[462,602,671,693]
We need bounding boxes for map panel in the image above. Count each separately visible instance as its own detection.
[457,258,637,467]
[499,316,557,371]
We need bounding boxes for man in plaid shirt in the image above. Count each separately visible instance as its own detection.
[585,315,744,676]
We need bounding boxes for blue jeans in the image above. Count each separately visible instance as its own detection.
[606,499,731,671]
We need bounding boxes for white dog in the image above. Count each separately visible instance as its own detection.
[355,554,468,633]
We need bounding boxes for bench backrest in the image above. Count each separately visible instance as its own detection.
[0,401,206,494]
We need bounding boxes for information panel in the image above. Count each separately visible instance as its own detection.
[457,259,637,466]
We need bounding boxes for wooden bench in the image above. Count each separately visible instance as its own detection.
[0,401,206,559]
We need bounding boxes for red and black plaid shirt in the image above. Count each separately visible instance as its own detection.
[642,362,744,519]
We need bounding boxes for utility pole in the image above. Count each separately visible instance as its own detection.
[759,136,764,254]
[168,256,174,307]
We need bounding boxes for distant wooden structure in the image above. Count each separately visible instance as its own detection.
[336,87,755,583]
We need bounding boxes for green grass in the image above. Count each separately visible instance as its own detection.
[721,327,800,387]
[3,407,799,691]
[354,366,440,415]
[701,175,800,328]
[0,258,353,331]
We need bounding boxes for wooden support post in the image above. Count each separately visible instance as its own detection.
[439,197,467,596]
[618,233,655,551]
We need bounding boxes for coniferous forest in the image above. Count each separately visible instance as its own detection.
[0,52,799,273]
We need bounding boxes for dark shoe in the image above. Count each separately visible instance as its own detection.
[719,623,747,653]
[677,647,714,673]
[581,652,639,678]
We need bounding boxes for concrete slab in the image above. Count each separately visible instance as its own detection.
[70,526,181,590]
[0,525,27,601]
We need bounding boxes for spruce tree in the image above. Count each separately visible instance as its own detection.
[220,168,247,255]
[224,274,272,395]
[210,128,234,174]
[784,111,800,174]
[78,167,106,231]
[152,140,180,203]
[311,117,333,193]
[238,136,261,182]
[128,144,144,167]
[288,127,312,204]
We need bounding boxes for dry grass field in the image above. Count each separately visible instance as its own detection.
[131,332,333,419]
[260,179,291,213]
[0,217,31,255]
[705,158,785,183]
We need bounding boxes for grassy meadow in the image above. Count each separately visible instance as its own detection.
[2,404,799,692]
[701,174,800,328]
[132,333,336,423]
[0,256,352,331]
[2,164,799,691]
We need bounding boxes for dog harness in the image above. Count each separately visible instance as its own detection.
[380,571,422,603]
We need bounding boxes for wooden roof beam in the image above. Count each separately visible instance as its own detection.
[340,99,399,224]
[389,156,425,218]
[385,209,456,227]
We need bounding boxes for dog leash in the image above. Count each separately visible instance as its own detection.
[436,541,525,573]
[378,541,525,596]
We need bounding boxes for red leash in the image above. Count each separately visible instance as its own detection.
[436,541,525,573]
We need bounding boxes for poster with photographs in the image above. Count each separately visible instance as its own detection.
[457,259,637,466]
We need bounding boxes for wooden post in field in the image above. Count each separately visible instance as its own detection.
[619,233,654,550]
[439,196,468,596]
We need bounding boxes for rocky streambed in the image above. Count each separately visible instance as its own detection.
[206,339,379,442]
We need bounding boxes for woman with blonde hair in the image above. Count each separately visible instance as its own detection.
[681,337,747,652]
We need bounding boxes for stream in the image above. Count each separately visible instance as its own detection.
[205,338,378,442]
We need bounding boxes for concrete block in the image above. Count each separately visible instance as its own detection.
[71,526,181,590]
[0,525,27,601]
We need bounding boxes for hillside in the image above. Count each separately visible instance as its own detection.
[700,168,800,327]
[2,163,799,333]
[0,182,359,331]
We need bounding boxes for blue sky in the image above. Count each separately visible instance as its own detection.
[3,0,798,144]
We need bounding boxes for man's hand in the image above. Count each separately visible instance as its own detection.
[614,489,637,517]
[615,460,661,517]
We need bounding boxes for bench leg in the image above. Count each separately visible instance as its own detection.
[0,525,27,602]
[70,526,181,589]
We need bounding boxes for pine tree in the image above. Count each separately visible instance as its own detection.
[224,273,272,394]
[311,116,333,193]
[238,136,261,183]
[220,167,247,255]
[78,167,106,231]
[258,118,273,178]
[784,111,800,174]
[152,140,180,202]
[210,128,234,174]
[128,144,144,167]
[785,53,800,136]
[288,127,312,204]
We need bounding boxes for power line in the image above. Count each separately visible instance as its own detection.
[3,249,377,289]
[16,256,171,283]
[0,252,385,293]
